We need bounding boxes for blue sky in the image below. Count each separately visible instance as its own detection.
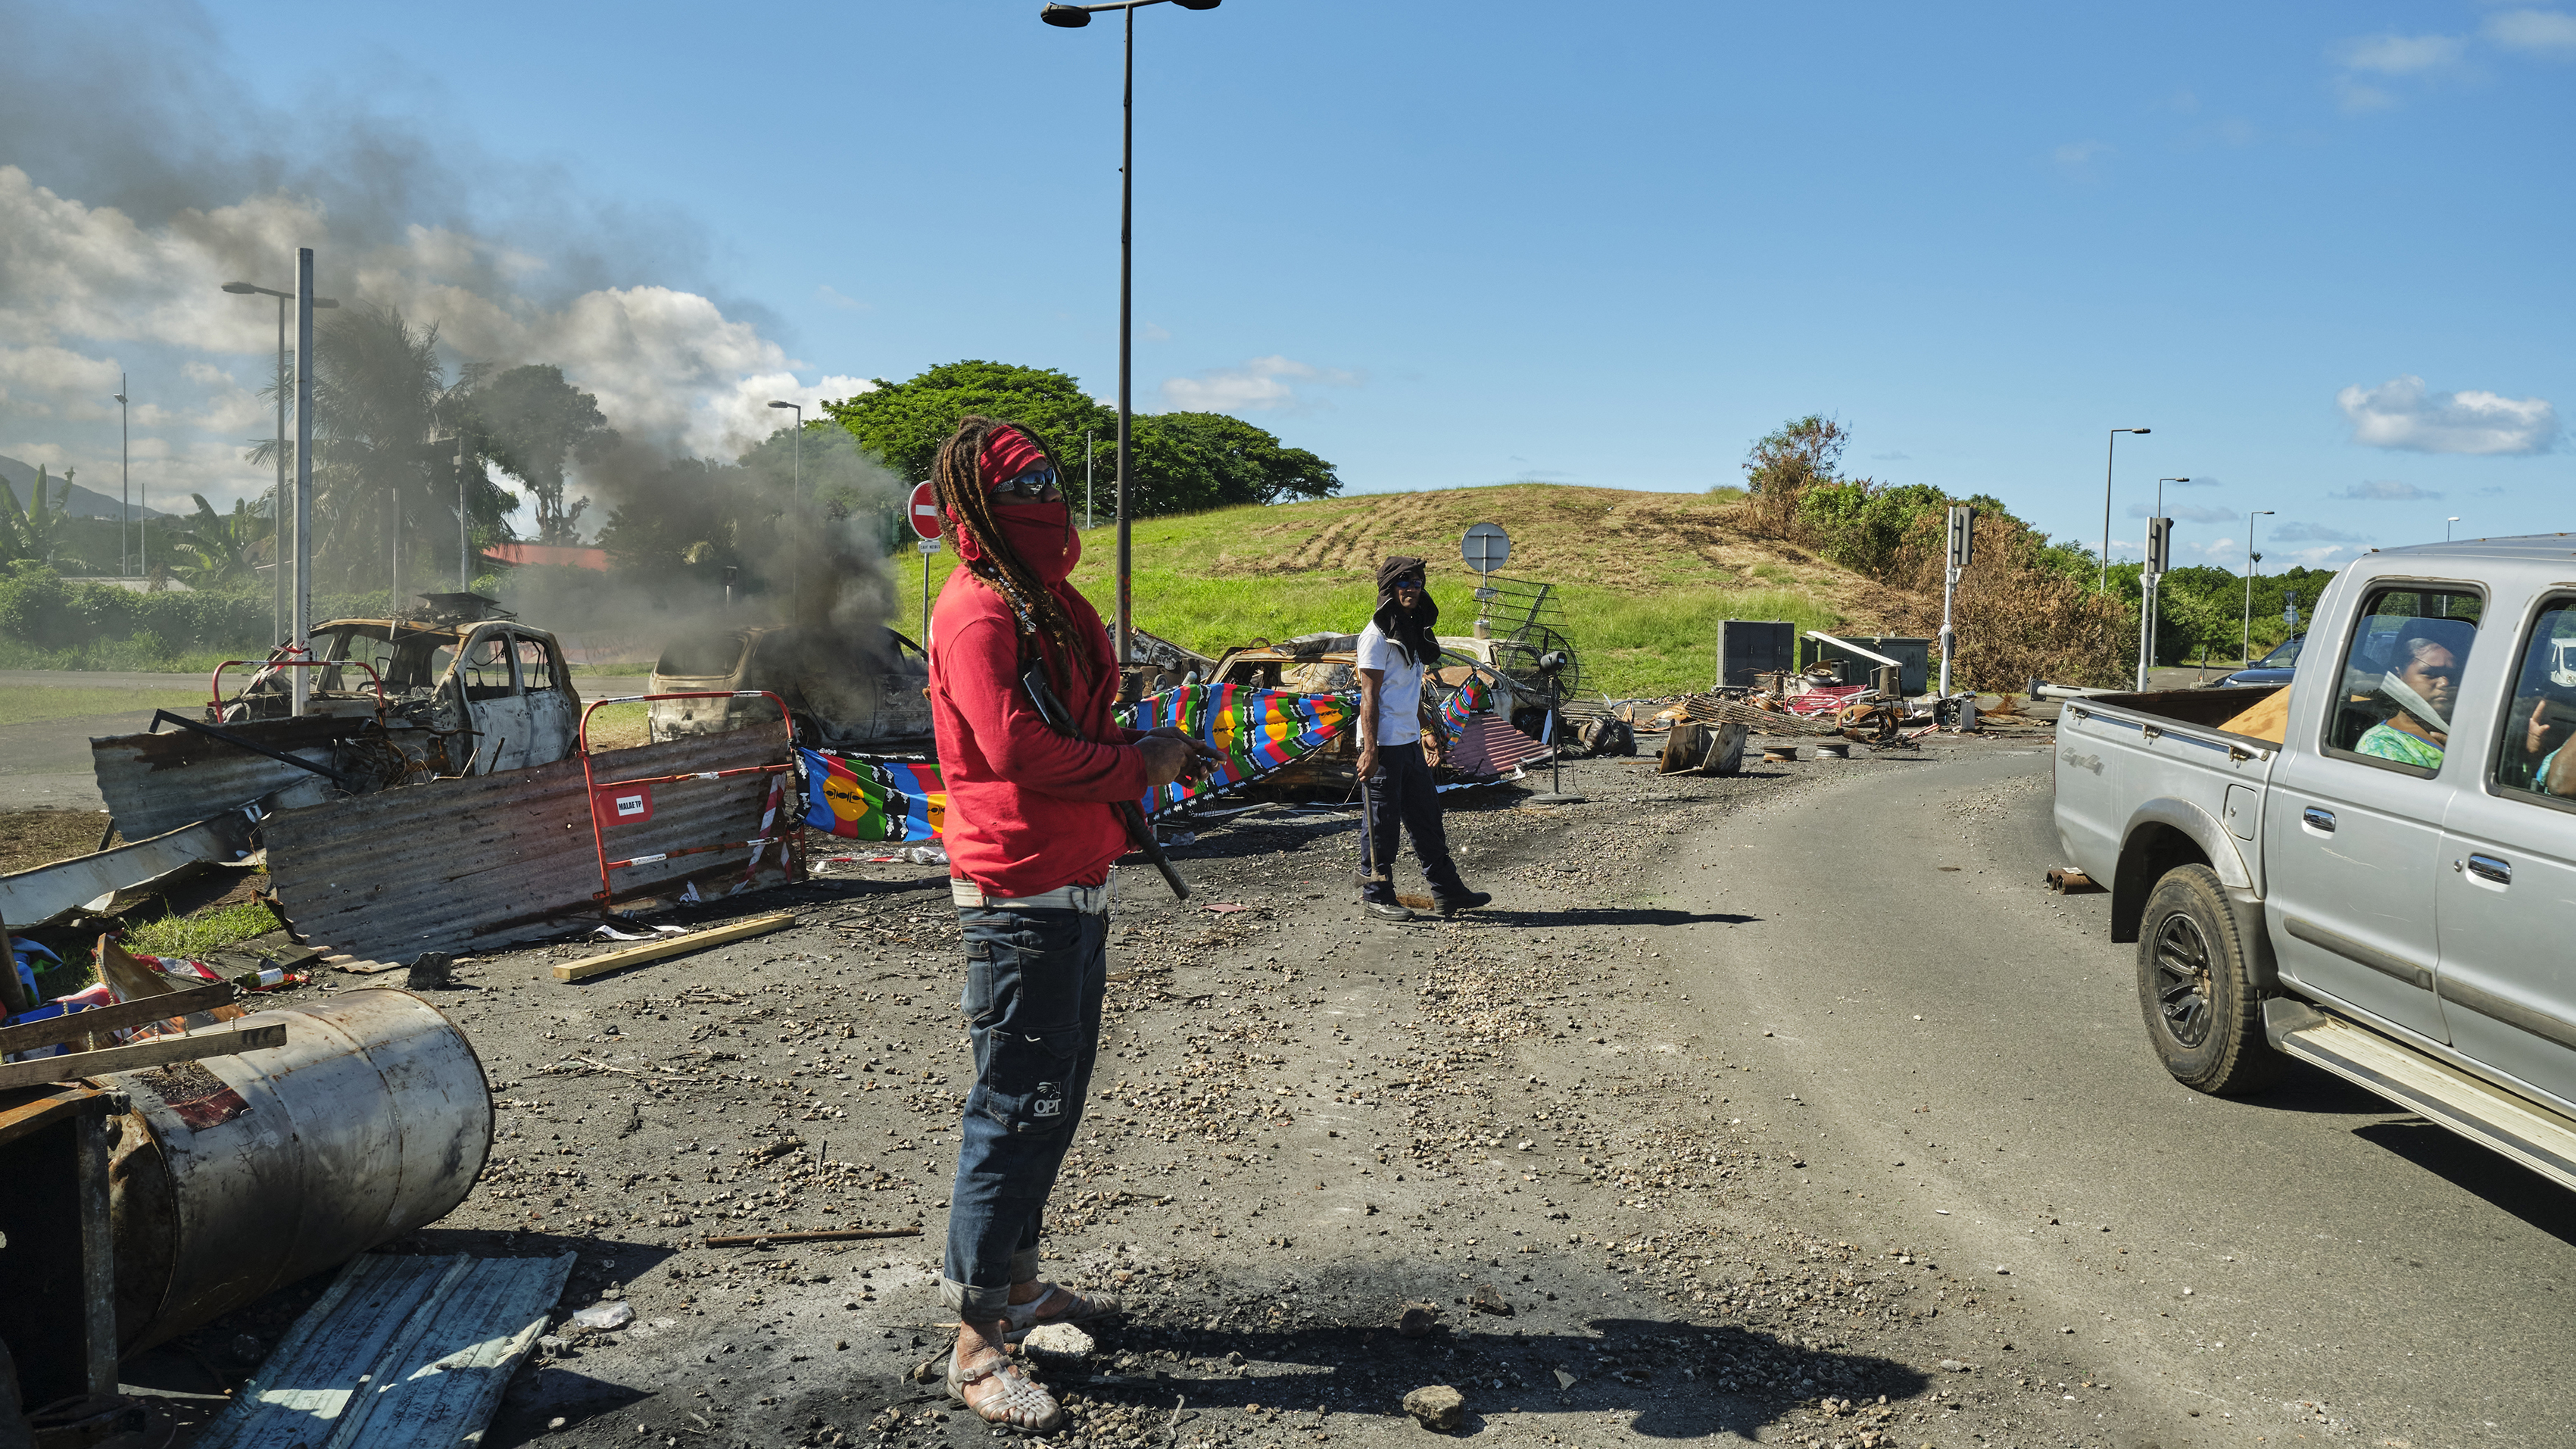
[2,0,2569,570]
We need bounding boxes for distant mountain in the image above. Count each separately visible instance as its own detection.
[0,454,181,520]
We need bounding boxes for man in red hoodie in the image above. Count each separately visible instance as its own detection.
[925,415,1209,1432]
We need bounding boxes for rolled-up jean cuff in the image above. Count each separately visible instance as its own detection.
[942,1250,1044,1316]
[942,1276,1012,1316]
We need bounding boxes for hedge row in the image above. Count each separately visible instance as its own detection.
[0,569,396,652]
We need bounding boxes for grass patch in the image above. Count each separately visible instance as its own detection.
[0,639,240,674]
[123,900,283,960]
[902,483,1874,698]
[0,685,210,729]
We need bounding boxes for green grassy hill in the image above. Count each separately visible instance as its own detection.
[901,484,1916,698]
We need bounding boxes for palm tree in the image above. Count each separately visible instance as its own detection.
[249,303,518,592]
[0,464,73,567]
[172,493,268,589]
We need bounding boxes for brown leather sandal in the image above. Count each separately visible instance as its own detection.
[1001,1283,1124,1341]
[947,1347,1064,1432]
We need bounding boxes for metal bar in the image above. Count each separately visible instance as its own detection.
[579,691,797,905]
[594,764,790,792]
[293,247,316,717]
[1803,629,1904,670]
[148,710,362,788]
[605,835,793,870]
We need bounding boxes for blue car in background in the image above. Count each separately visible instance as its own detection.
[2203,633,2303,687]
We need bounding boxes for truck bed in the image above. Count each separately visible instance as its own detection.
[2054,684,2285,927]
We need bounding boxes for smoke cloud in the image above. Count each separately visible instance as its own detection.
[0,0,870,523]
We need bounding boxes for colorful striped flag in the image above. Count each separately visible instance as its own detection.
[1119,682,1356,819]
[1437,670,1494,740]
[800,750,946,842]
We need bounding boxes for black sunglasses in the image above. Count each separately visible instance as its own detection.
[993,468,1062,501]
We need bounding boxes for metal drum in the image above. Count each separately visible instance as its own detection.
[100,988,491,1353]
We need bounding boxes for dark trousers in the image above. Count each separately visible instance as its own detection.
[941,904,1106,1315]
[1359,739,1464,902]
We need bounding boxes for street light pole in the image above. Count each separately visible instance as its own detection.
[767,399,803,622]
[1084,426,1096,531]
[114,377,129,577]
[2447,515,2462,542]
[2099,427,2149,593]
[224,280,338,645]
[1043,0,1224,666]
[2242,510,2272,667]
[292,249,318,717]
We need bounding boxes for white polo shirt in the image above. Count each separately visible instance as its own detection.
[1355,623,1425,746]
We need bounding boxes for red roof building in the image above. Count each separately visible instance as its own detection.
[482,542,610,572]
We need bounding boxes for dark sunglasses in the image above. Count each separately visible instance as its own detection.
[1392,576,1426,592]
[993,468,1062,501]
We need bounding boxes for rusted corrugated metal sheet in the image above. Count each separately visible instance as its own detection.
[1449,716,1548,777]
[91,716,359,838]
[262,728,796,963]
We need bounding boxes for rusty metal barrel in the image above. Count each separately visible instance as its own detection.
[98,988,491,1353]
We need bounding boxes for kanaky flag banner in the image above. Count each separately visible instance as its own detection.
[1118,682,1355,820]
[1438,670,1493,739]
[800,750,946,842]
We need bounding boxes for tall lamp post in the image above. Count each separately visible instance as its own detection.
[1042,0,1224,666]
[2242,510,2272,667]
[2147,476,2188,676]
[2099,426,2150,593]
[2447,515,2462,542]
[113,377,130,576]
[767,399,803,620]
[223,280,338,646]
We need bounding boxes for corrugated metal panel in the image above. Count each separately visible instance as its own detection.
[91,715,356,838]
[190,1251,572,1449]
[263,727,795,963]
[1449,717,1548,777]
[0,815,254,926]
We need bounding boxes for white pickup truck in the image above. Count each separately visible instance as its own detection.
[2053,537,2576,1189]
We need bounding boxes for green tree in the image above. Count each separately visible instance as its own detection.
[171,493,267,590]
[464,364,614,545]
[250,304,518,591]
[822,361,1341,520]
[0,464,73,567]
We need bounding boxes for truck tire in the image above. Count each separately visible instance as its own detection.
[2136,863,2281,1095]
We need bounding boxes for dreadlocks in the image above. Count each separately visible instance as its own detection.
[932,414,1096,690]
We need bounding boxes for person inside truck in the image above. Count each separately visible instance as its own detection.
[2499,612,2576,796]
[2353,626,2469,770]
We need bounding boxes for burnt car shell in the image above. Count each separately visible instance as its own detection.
[649,625,931,751]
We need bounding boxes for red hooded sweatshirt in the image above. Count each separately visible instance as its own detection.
[928,504,1149,898]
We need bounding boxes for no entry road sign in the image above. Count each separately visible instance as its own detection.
[908,481,941,540]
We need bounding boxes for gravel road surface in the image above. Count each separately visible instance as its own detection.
[137,732,2569,1449]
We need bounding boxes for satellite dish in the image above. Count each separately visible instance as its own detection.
[1462,522,1511,575]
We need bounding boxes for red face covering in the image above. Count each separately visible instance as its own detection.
[996,500,1079,585]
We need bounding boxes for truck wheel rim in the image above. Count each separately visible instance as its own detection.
[2152,913,2215,1048]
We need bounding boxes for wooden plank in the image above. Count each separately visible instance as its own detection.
[552,913,800,984]
[0,1082,114,1151]
[0,982,235,1057]
[0,1022,287,1092]
[704,1226,922,1248]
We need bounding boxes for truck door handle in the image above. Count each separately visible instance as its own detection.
[2302,807,2336,832]
[2464,854,2512,885]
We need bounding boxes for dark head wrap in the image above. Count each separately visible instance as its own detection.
[1373,555,1438,667]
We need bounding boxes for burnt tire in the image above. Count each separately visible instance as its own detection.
[2136,863,2281,1096]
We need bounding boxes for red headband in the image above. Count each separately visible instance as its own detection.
[978,426,1049,489]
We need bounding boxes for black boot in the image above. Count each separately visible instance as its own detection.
[1431,888,1492,917]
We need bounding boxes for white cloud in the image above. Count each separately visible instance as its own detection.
[2051,140,2111,173]
[2484,8,2576,55]
[2334,33,2468,74]
[1160,355,1362,414]
[2333,78,2398,113]
[2269,520,2371,544]
[2331,479,2443,501]
[0,164,877,514]
[2336,375,2558,454]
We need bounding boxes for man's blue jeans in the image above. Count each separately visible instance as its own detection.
[940,903,1107,1316]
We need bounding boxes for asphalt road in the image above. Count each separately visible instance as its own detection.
[0,670,651,814]
[1661,743,2576,1447]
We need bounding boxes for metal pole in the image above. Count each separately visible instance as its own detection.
[791,409,802,620]
[1115,1,1135,667]
[2241,511,2269,666]
[119,376,129,576]
[2137,572,2153,692]
[292,248,316,718]
[1938,565,1957,697]
[459,436,470,593]
[273,297,287,646]
[923,542,934,644]
[1085,426,1096,531]
[2098,431,2117,594]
